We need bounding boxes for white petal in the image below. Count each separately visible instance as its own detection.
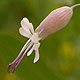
[33,49,39,63]
[27,48,33,56]
[33,43,40,50]
[19,27,32,38]
[33,43,40,63]
[21,18,29,30]
[21,18,34,34]
[29,23,34,34]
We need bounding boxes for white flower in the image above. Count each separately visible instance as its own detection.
[8,4,80,73]
[7,18,41,73]
[19,18,41,63]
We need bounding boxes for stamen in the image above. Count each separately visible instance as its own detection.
[9,39,31,66]
[7,39,33,73]
[15,42,33,69]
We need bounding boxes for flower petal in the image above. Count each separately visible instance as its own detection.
[29,23,34,34]
[21,18,34,34]
[33,43,40,50]
[19,27,32,38]
[27,48,33,56]
[33,49,39,63]
[33,43,40,63]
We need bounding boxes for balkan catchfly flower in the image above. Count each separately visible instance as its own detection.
[8,4,80,73]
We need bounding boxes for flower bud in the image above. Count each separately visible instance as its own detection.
[35,6,73,39]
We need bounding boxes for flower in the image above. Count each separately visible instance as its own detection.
[8,18,41,73]
[8,4,80,73]
[19,18,42,63]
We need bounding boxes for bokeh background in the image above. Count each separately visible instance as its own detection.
[0,0,80,80]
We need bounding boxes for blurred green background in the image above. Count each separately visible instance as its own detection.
[0,0,80,80]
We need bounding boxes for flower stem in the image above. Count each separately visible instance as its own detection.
[71,4,80,9]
